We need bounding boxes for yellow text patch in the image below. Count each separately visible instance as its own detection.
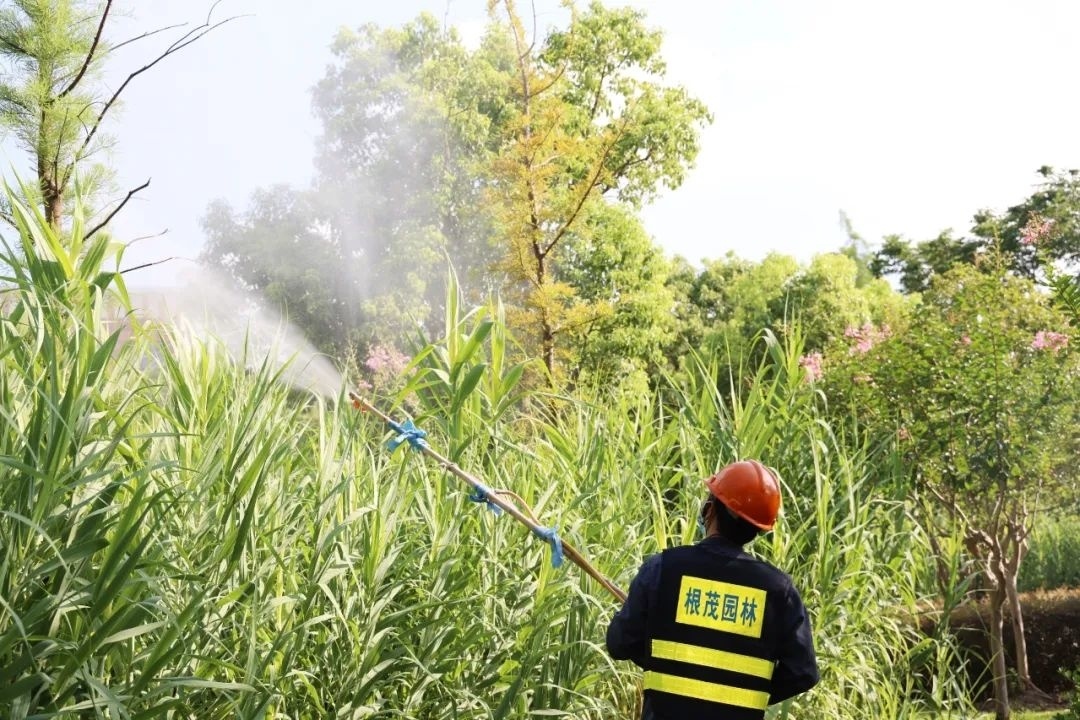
[674,576,767,638]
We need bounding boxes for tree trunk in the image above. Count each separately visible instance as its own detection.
[37,138,63,231]
[44,188,62,230]
[531,238,556,378]
[541,317,555,377]
[1004,528,1046,696]
[969,528,1012,720]
[988,582,1011,720]
[1004,570,1034,689]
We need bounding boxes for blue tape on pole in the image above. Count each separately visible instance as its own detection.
[533,525,565,568]
[468,482,502,515]
[385,418,428,452]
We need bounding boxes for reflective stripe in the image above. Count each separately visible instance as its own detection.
[651,639,774,680]
[643,671,770,709]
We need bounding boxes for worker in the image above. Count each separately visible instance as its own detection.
[606,460,819,719]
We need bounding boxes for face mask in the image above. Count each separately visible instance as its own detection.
[697,500,709,539]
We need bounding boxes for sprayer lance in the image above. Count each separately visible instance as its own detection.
[347,389,627,603]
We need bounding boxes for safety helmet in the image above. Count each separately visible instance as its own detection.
[703,460,781,531]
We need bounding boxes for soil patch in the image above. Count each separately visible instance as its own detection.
[920,587,1080,699]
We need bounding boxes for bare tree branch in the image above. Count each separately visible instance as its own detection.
[106,23,187,56]
[58,0,113,100]
[86,177,150,238]
[120,255,179,275]
[126,228,170,246]
[71,5,247,181]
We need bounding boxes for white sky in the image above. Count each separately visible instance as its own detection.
[24,0,1080,287]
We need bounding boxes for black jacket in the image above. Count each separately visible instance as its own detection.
[606,536,819,719]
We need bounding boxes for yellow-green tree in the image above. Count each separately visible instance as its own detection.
[484,0,710,379]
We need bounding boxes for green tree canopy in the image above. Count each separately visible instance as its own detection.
[202,2,710,384]
[666,251,911,372]
[482,0,710,378]
[871,167,1080,293]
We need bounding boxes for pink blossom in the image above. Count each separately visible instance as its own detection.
[853,373,873,385]
[960,335,972,346]
[799,352,823,381]
[845,322,890,355]
[365,344,410,376]
[1031,330,1069,352]
[1020,216,1053,246]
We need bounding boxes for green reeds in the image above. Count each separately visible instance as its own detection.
[0,195,973,718]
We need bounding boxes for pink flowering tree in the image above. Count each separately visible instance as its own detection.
[974,167,1080,324]
[822,259,1079,718]
[361,344,411,391]
[1017,211,1080,328]
[798,351,823,381]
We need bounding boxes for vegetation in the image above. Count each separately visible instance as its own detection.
[0,2,1078,719]
[1052,668,1080,720]
[1021,518,1080,592]
[1,194,978,718]
[821,255,1080,714]
[202,2,710,379]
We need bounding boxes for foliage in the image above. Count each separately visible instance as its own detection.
[1052,667,1080,720]
[203,15,482,359]
[0,193,974,718]
[870,231,981,294]
[1019,516,1080,593]
[971,167,1080,277]
[1046,270,1080,326]
[202,2,710,384]
[872,167,1080,293]
[201,186,359,355]
[483,0,710,377]
[666,251,912,376]
[825,259,1079,512]
[0,0,112,226]
[821,256,1080,716]
[557,202,676,387]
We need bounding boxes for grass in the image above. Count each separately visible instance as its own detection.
[0,195,981,717]
[912,713,1060,720]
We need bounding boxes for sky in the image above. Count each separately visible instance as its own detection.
[23,0,1080,287]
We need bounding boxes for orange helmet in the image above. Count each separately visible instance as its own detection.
[704,460,781,531]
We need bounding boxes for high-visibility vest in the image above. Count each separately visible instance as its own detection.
[642,544,792,720]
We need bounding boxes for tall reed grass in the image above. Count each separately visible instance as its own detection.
[0,198,973,718]
[1019,516,1080,592]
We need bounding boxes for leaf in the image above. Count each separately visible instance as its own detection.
[452,364,487,414]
